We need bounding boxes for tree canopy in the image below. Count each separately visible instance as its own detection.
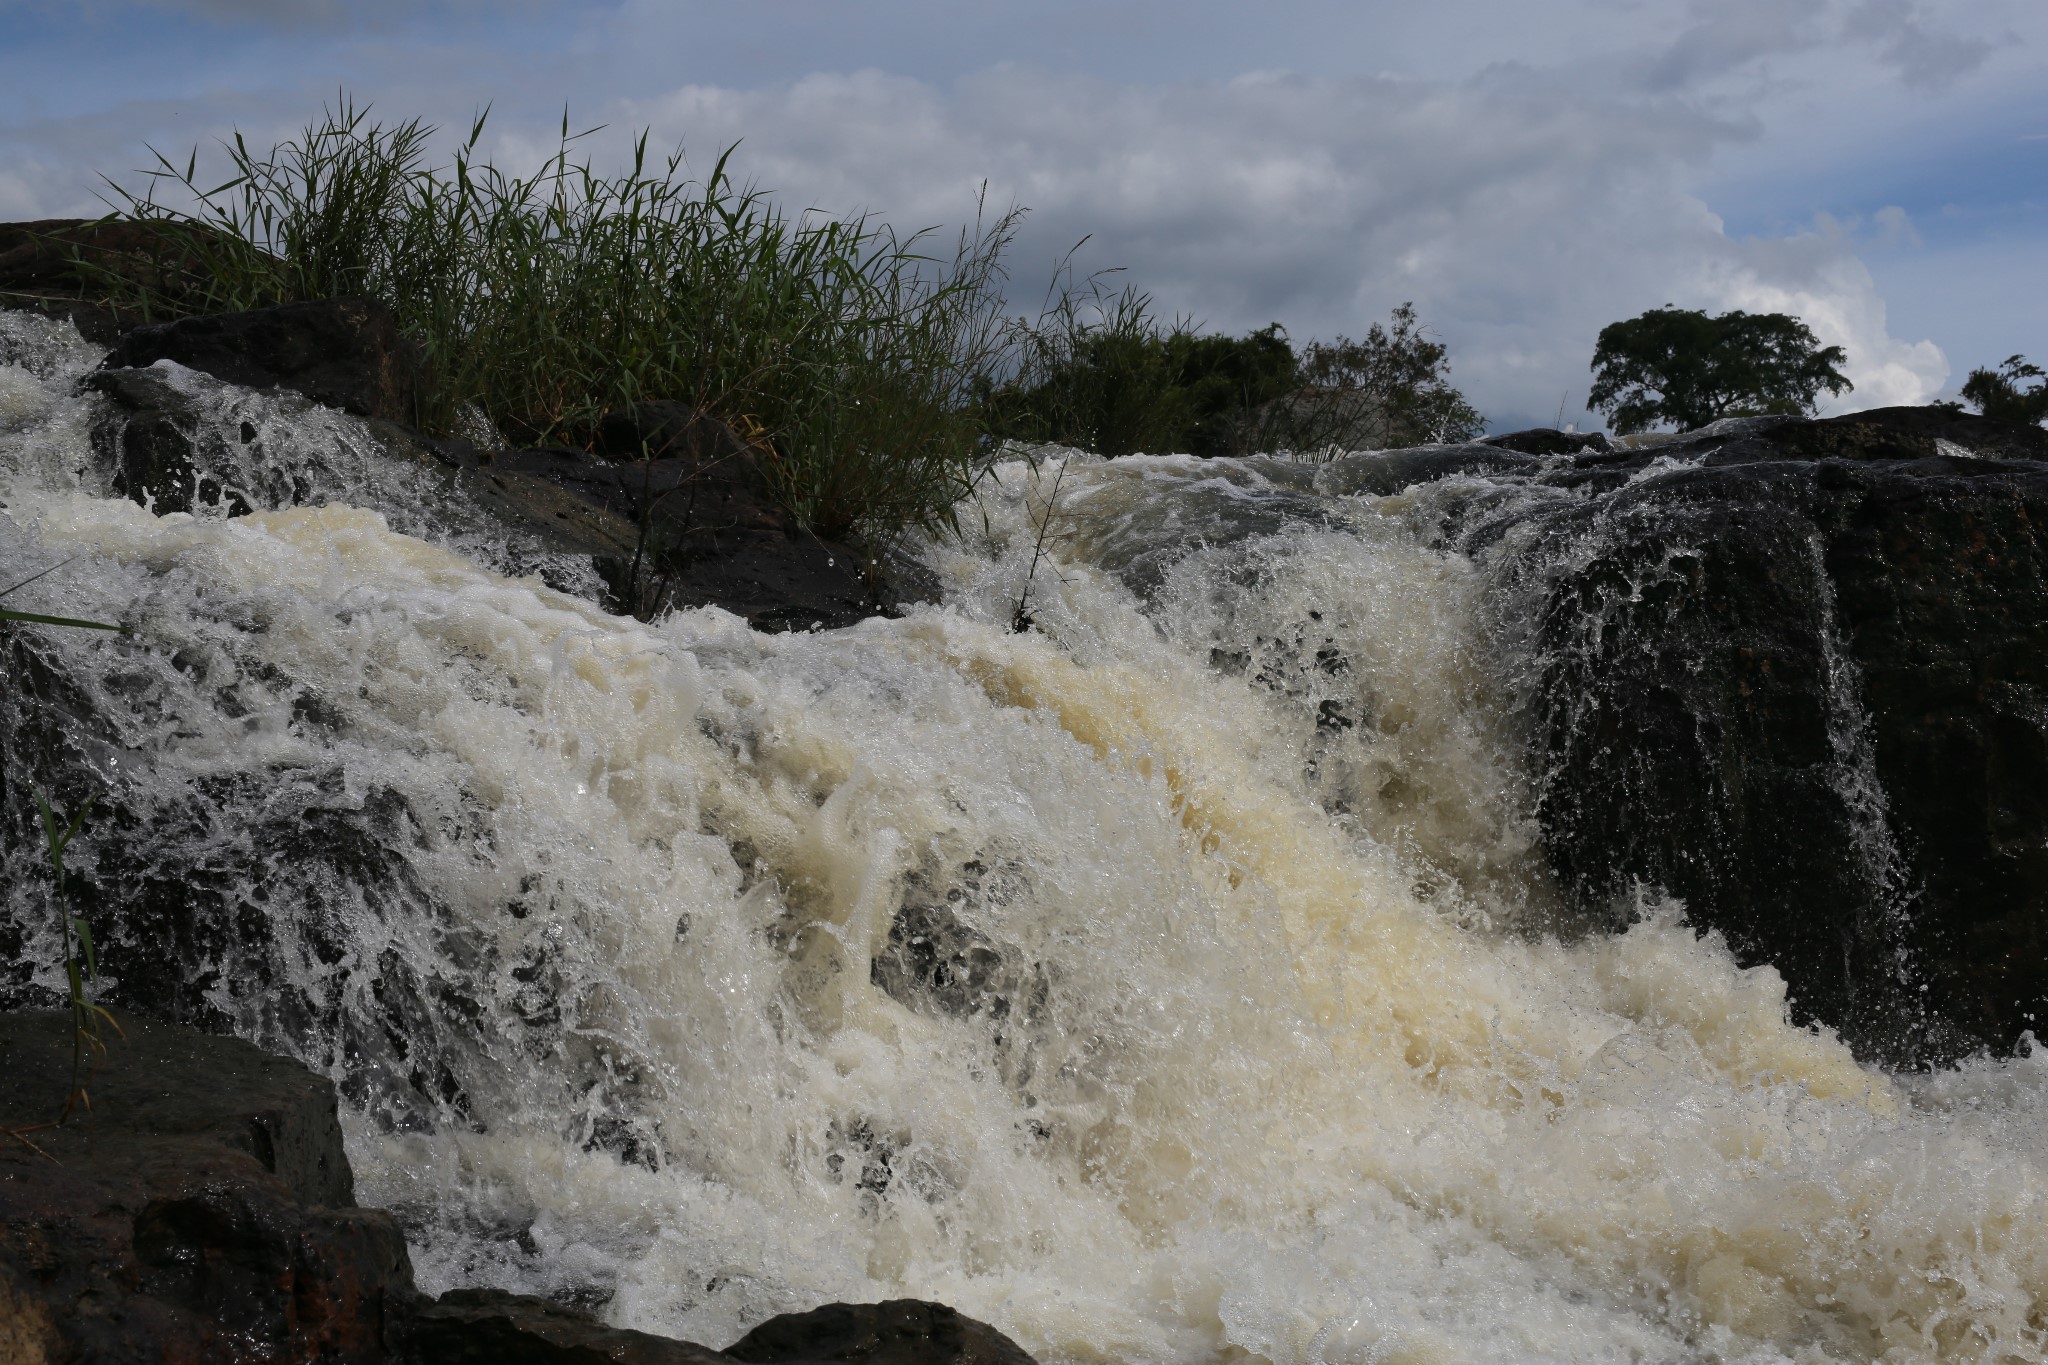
[1290,302,1486,448]
[1588,307,1853,434]
[981,299,1483,457]
[1959,355,2048,427]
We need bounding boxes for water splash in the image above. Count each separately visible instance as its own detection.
[2,321,2045,1361]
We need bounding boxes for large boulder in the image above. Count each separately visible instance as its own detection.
[0,1011,1041,1365]
[75,357,876,629]
[1432,407,2048,1063]
[1477,426,1612,456]
[0,218,257,344]
[723,1300,1038,1365]
[0,1010,412,1364]
[101,295,424,425]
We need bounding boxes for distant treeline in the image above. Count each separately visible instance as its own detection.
[982,293,1483,458]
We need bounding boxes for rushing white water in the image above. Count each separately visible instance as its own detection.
[3,310,2046,1363]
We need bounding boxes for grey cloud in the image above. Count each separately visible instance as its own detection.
[615,67,1941,428]
[1640,0,1831,90]
[1844,0,1996,90]
[113,0,548,29]
[1612,0,1995,99]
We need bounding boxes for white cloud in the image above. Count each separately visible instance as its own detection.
[1695,223,1948,410]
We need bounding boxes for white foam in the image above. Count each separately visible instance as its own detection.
[1,326,2043,1362]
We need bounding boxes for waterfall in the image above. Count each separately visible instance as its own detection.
[3,310,2045,1362]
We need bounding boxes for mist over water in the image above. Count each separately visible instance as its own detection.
[3,310,2046,1362]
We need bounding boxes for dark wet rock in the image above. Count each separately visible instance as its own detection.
[472,442,877,631]
[1478,427,1612,456]
[872,860,1047,1030]
[0,218,260,345]
[397,1288,730,1364]
[0,1011,1035,1365]
[724,1300,1037,1365]
[83,364,246,515]
[0,1010,412,1364]
[101,295,424,425]
[73,350,876,629]
[21,266,881,627]
[1434,406,2048,1063]
[0,618,484,1135]
[396,1293,1040,1365]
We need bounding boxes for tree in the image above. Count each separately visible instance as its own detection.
[1166,322,1300,456]
[1588,306,1852,434]
[1959,355,2048,426]
[1289,303,1485,447]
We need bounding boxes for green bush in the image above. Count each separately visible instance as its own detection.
[981,291,1482,457]
[1959,355,2048,427]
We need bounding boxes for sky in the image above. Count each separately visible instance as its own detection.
[1,0,2042,432]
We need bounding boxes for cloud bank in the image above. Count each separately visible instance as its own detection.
[7,0,2010,429]
[605,66,1945,428]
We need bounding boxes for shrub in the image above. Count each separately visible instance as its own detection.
[1959,355,2048,427]
[982,293,1482,456]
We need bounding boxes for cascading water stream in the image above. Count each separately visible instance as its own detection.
[2,310,2046,1362]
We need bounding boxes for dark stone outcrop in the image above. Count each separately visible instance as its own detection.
[0,1010,411,1364]
[724,1300,1038,1365]
[393,432,874,630]
[76,359,874,630]
[1313,442,1540,498]
[83,365,252,515]
[0,1012,1040,1365]
[397,1288,731,1364]
[0,219,258,345]
[100,296,424,426]
[1477,427,1612,456]
[1429,407,2048,1063]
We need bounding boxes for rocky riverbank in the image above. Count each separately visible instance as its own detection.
[1318,409,2047,1064]
[0,1010,1036,1364]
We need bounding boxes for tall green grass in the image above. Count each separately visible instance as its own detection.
[96,99,1019,540]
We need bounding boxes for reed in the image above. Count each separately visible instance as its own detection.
[93,99,1020,540]
[0,560,127,1133]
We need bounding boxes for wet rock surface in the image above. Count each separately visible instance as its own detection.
[467,438,876,631]
[0,1011,1040,1365]
[100,295,424,425]
[1477,426,1613,456]
[75,344,877,631]
[0,219,255,345]
[398,1288,732,1364]
[723,1300,1039,1365]
[1426,407,2048,1063]
[0,1009,411,1364]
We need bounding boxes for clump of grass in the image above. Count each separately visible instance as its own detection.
[37,791,119,1125]
[87,97,1485,538]
[95,98,1020,541]
[0,562,127,1139]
